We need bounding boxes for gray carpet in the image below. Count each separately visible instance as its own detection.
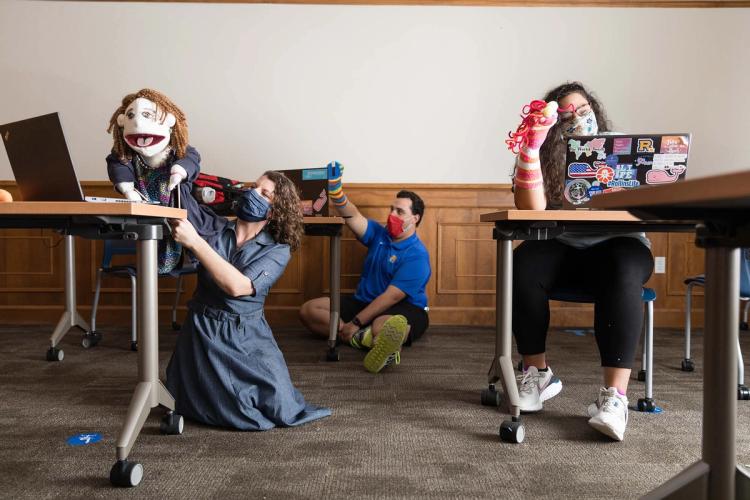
[0,323,748,499]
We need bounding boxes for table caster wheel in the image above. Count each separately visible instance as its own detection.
[681,358,694,372]
[172,321,181,331]
[160,412,184,435]
[325,348,340,362]
[499,419,525,444]
[637,398,657,412]
[480,385,501,407]
[46,347,64,362]
[741,321,748,331]
[130,341,138,352]
[110,459,143,487]
[637,369,646,382]
[81,331,102,349]
[738,385,750,401]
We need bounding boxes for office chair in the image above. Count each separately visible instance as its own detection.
[682,249,750,400]
[82,239,197,351]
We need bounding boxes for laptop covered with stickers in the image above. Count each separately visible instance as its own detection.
[562,133,691,208]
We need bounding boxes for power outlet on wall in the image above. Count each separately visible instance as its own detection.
[655,256,666,274]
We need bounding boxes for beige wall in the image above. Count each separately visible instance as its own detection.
[0,1,748,184]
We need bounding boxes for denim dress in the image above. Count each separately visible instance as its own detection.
[166,223,331,430]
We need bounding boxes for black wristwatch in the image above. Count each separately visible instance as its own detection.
[352,316,363,328]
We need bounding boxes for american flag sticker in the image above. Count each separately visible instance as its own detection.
[568,162,598,178]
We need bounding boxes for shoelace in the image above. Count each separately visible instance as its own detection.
[505,100,549,154]
[519,370,542,395]
[599,392,623,413]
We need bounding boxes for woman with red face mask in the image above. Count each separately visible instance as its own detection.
[299,162,432,374]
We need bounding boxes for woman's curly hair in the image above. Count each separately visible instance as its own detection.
[107,88,189,161]
[538,82,611,208]
[263,170,303,252]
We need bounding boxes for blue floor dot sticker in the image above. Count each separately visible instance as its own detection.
[563,329,592,337]
[67,433,103,446]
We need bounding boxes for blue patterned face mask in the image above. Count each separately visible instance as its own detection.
[561,110,598,137]
[235,188,270,222]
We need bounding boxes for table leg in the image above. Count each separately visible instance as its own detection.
[326,232,341,361]
[643,247,740,499]
[703,247,739,499]
[111,235,176,487]
[47,235,89,361]
[485,238,523,443]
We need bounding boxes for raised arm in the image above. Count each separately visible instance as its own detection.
[327,161,368,239]
[507,101,558,211]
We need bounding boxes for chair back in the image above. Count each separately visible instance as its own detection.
[101,239,137,268]
[741,249,750,298]
[550,287,654,304]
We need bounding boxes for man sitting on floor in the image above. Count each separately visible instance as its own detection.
[299,162,431,373]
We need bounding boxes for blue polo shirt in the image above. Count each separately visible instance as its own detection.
[354,219,431,309]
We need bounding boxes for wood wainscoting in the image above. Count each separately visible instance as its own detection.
[0,181,705,329]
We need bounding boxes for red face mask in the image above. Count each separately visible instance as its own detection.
[386,214,406,238]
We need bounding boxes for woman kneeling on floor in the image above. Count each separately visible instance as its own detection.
[167,170,331,430]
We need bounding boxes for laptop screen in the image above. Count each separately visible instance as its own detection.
[562,133,690,208]
[0,112,85,202]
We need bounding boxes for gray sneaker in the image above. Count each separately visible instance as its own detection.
[588,387,629,441]
[518,366,563,413]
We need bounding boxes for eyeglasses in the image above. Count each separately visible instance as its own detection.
[558,102,592,122]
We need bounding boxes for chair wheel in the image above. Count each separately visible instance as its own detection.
[325,348,340,362]
[130,341,138,352]
[46,347,64,362]
[681,359,694,372]
[738,385,750,401]
[499,419,525,444]
[160,412,184,435]
[637,369,646,382]
[81,331,102,349]
[480,385,501,407]
[637,398,657,412]
[741,321,749,331]
[172,321,181,331]
[110,459,143,487]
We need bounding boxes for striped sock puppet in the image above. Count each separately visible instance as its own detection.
[505,100,558,191]
[327,161,348,207]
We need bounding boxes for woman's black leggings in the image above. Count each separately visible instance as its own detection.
[512,237,654,369]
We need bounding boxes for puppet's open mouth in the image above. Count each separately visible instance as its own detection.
[125,134,165,148]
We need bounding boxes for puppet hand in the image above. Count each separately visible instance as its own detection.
[327,161,348,207]
[168,165,188,191]
[327,161,343,181]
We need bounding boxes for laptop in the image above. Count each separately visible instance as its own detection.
[562,133,691,208]
[0,112,160,204]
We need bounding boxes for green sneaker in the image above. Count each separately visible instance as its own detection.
[363,315,408,374]
[349,326,373,351]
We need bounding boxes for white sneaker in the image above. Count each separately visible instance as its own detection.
[518,365,563,413]
[587,387,629,441]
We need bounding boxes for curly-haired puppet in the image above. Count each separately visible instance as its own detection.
[106,89,226,273]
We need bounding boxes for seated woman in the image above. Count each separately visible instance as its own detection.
[508,82,653,441]
[166,171,331,430]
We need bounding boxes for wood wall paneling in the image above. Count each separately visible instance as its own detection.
[0,181,706,330]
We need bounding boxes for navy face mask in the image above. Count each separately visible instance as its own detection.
[235,188,270,222]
